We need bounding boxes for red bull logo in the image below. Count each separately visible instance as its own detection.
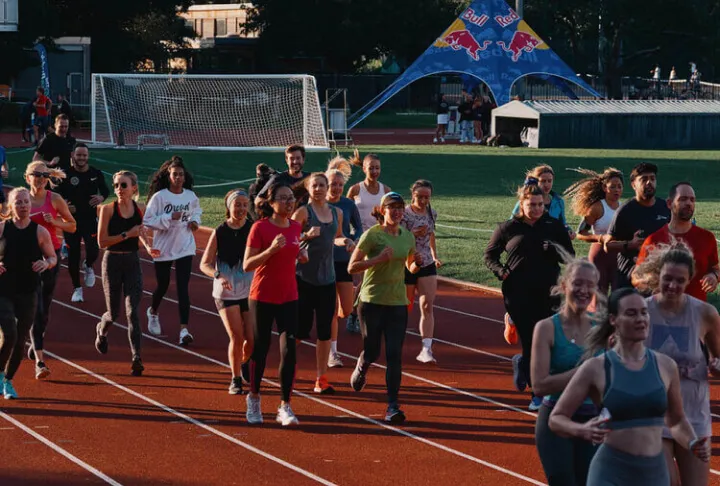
[444,31,492,61]
[495,21,548,62]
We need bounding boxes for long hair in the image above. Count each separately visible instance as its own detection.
[146,156,194,202]
[350,150,380,170]
[564,167,624,217]
[256,181,292,219]
[631,240,695,294]
[25,161,66,189]
[583,287,640,360]
[410,179,435,225]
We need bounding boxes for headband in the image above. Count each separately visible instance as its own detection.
[524,177,539,187]
[226,190,248,210]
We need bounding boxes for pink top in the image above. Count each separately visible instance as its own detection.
[30,191,61,250]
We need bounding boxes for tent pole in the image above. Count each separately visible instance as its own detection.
[516,0,524,16]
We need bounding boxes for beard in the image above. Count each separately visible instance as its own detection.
[677,207,694,221]
[642,186,656,199]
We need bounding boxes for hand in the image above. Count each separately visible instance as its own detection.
[600,234,612,253]
[188,221,199,232]
[434,258,443,268]
[127,225,142,238]
[542,240,550,251]
[568,230,576,240]
[412,225,428,238]
[67,203,76,214]
[89,195,104,207]
[700,272,718,294]
[43,212,54,223]
[148,248,161,258]
[345,238,356,253]
[219,277,233,291]
[270,234,286,252]
[500,269,510,281]
[50,156,60,167]
[305,226,321,240]
[577,415,611,444]
[32,259,49,273]
[0,263,6,275]
[297,248,309,264]
[689,437,711,463]
[377,246,394,263]
[629,230,645,250]
[171,211,182,221]
[413,252,423,267]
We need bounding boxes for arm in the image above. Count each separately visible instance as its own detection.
[96,204,143,249]
[701,304,720,377]
[142,193,172,230]
[430,232,441,266]
[346,183,359,200]
[383,184,392,194]
[549,359,607,440]
[50,193,76,233]
[199,230,219,278]
[97,170,110,199]
[662,355,707,456]
[553,220,575,257]
[350,203,364,240]
[575,203,604,243]
[244,241,282,272]
[530,319,580,396]
[189,194,202,224]
[484,225,508,279]
[699,237,719,294]
[333,211,351,247]
[35,226,58,272]
[348,246,392,274]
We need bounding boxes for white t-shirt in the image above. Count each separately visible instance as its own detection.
[143,188,202,262]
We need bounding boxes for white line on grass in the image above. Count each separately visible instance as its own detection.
[93,156,234,183]
[436,224,494,234]
[0,411,123,485]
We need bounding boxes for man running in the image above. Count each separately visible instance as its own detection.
[33,114,76,172]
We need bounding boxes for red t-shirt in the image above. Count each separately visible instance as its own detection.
[35,95,50,117]
[637,224,718,301]
[247,218,302,304]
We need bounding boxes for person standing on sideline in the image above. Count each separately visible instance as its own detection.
[143,156,202,345]
[95,171,150,376]
[33,114,76,172]
[403,180,442,363]
[485,180,574,411]
[458,92,474,143]
[58,143,109,302]
[200,189,255,395]
[0,145,8,210]
[32,87,52,144]
[26,162,76,379]
[0,188,57,399]
[433,94,449,144]
[348,192,421,423]
[604,162,670,289]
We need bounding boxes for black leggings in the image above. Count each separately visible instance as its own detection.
[152,255,193,325]
[249,300,298,402]
[32,250,61,352]
[65,217,99,289]
[357,302,408,405]
[0,293,37,380]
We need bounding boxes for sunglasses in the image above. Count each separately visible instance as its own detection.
[274,196,296,203]
[114,182,129,189]
[31,171,50,178]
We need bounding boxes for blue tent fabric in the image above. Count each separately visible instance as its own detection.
[348,0,601,129]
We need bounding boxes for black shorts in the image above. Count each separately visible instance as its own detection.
[214,298,249,313]
[334,260,353,283]
[405,263,437,285]
[297,277,336,341]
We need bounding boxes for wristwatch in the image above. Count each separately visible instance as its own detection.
[121,231,128,240]
[214,270,221,279]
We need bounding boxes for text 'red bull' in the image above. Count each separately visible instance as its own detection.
[496,31,541,62]
[443,30,492,61]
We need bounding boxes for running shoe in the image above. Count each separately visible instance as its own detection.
[416,347,437,364]
[246,394,263,424]
[512,354,527,392]
[346,315,361,334]
[71,287,84,303]
[327,352,344,369]
[3,380,17,399]
[528,396,543,412]
[95,323,108,354]
[35,361,51,380]
[353,317,362,334]
[350,359,367,392]
[385,404,406,424]
[146,308,162,336]
[229,377,243,395]
[240,361,251,385]
[179,328,194,346]
[84,263,96,288]
[504,313,518,345]
[276,403,299,426]
[313,375,335,394]
[131,357,144,377]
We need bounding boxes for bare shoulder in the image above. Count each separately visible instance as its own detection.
[534,317,556,341]
[383,184,392,193]
[347,183,359,197]
[653,350,679,382]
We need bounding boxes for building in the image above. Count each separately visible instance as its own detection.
[0,0,18,32]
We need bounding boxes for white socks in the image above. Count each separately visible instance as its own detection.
[330,340,338,354]
[422,338,432,350]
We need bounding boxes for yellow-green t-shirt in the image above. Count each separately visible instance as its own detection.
[357,225,416,306]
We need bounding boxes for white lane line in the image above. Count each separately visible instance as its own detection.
[52,300,547,485]
[406,330,511,362]
[433,304,504,324]
[42,348,337,486]
[0,411,123,485]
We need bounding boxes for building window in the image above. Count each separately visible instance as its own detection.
[216,19,227,37]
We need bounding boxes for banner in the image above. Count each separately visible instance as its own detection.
[34,43,51,94]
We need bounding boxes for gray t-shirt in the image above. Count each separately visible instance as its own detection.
[296,204,338,286]
[402,205,437,268]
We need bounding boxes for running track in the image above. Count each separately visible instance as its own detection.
[1,227,719,486]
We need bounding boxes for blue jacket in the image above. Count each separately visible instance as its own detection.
[511,191,567,228]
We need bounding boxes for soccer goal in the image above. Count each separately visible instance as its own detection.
[89,74,329,151]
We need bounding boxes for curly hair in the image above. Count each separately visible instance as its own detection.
[631,240,695,294]
[146,156,194,202]
[564,167,624,217]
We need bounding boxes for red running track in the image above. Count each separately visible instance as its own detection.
[1,229,720,485]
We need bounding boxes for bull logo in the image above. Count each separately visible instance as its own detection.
[443,31,492,61]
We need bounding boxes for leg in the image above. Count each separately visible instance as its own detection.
[122,253,143,359]
[99,253,124,335]
[64,230,82,289]
[296,278,314,341]
[417,275,437,341]
[83,220,100,270]
[383,305,408,406]
[150,260,172,314]
[174,255,193,328]
[663,439,681,486]
[248,300,274,396]
[275,300,298,404]
[31,250,60,363]
[218,305,245,378]
[0,297,18,374]
[674,438,708,486]
[241,304,254,363]
[534,404,578,485]
[357,302,384,370]
[315,283,337,380]
[5,293,37,380]
[405,283,416,314]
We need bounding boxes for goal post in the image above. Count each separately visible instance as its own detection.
[88,73,329,151]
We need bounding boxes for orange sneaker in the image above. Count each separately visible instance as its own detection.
[313,375,335,394]
[504,313,518,346]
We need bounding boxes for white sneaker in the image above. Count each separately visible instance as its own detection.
[440,137,445,143]
[179,328,194,346]
[327,352,344,369]
[146,308,162,336]
[84,264,96,288]
[276,403,299,426]
[71,288,84,303]
[416,347,437,364]
[246,394,263,424]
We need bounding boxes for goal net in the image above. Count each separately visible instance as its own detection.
[90,74,328,151]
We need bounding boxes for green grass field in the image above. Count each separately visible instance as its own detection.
[7,145,720,289]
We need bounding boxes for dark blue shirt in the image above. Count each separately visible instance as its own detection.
[329,196,363,262]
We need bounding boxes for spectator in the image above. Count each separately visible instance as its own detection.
[433,94,449,144]
[20,101,34,144]
[458,93,474,144]
[32,87,52,144]
[0,145,7,209]
[33,114,77,172]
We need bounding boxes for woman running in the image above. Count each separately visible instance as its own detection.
[549,288,711,486]
[292,173,350,394]
[0,188,57,399]
[632,242,720,486]
[346,151,391,333]
[564,168,624,294]
[143,156,202,345]
[326,157,363,368]
[403,180,442,364]
[26,161,76,379]
[95,171,150,376]
[530,257,600,485]
[200,189,255,395]
[348,192,420,424]
[485,180,574,411]
[243,181,307,426]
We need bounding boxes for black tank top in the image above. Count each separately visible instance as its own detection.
[216,220,252,268]
[108,201,143,252]
[0,220,43,295]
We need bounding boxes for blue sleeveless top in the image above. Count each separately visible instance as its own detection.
[602,349,667,430]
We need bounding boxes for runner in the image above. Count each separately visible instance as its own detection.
[200,189,255,395]
[549,288,711,486]
[403,180,442,364]
[143,156,202,345]
[326,157,363,368]
[255,145,310,210]
[95,171,150,376]
[485,180,574,411]
[0,188,57,399]
[243,181,307,426]
[348,192,420,423]
[564,167,624,294]
[26,161,76,379]
[530,258,600,485]
[632,242,720,485]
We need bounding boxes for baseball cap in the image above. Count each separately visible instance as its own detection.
[381,192,405,207]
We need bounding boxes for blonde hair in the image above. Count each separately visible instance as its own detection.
[25,161,66,189]
[113,170,140,200]
[3,187,31,220]
[550,253,604,315]
[631,240,695,294]
[326,156,353,184]
[564,167,624,217]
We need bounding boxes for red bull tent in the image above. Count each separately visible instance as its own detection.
[348,0,601,129]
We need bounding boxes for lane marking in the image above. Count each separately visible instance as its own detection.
[406,330,511,362]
